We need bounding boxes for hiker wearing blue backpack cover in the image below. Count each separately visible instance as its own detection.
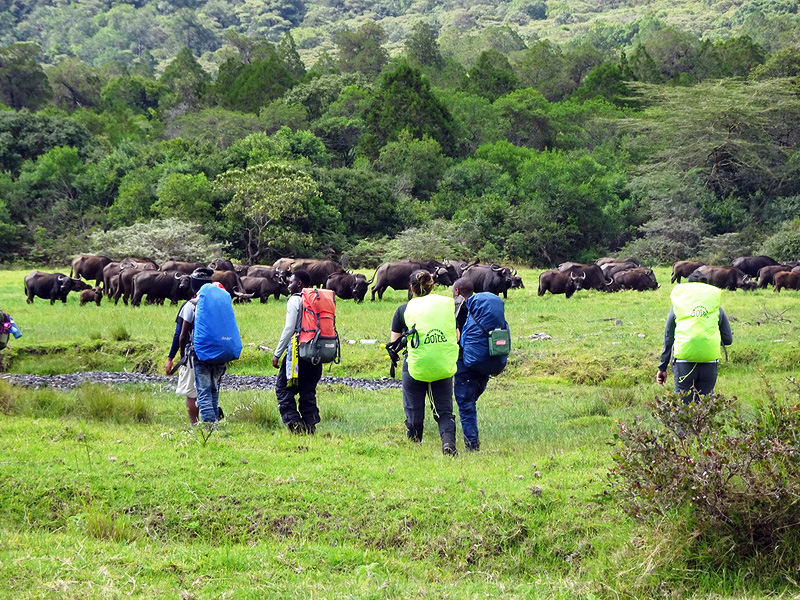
[178,268,242,424]
[453,277,510,451]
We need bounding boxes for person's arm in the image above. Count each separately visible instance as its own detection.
[273,295,302,367]
[165,320,182,374]
[657,308,676,385]
[719,308,733,346]
[390,304,406,342]
[178,320,192,359]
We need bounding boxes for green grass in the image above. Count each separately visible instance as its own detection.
[2,267,800,598]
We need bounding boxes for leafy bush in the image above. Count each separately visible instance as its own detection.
[697,231,753,265]
[759,219,800,262]
[610,387,800,555]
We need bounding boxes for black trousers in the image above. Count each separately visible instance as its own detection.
[276,356,323,426]
[401,369,456,444]
[673,360,718,404]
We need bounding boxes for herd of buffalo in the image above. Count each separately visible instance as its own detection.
[22,256,524,306]
[21,254,799,308]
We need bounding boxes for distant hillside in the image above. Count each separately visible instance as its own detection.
[2,0,797,71]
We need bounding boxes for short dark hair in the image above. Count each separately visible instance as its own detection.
[292,269,312,287]
[453,277,474,296]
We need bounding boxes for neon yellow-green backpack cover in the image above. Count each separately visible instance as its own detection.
[404,294,458,382]
[671,282,722,362]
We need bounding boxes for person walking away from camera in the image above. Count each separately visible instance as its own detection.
[179,268,241,423]
[391,270,458,455]
[272,269,323,434]
[166,298,199,424]
[0,310,21,351]
[453,277,509,451]
[657,281,733,403]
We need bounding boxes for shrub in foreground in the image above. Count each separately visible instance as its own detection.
[609,387,800,556]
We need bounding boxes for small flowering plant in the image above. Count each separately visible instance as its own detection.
[608,385,800,552]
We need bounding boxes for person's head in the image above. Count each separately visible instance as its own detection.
[190,267,214,293]
[289,269,311,294]
[452,277,474,299]
[409,270,435,298]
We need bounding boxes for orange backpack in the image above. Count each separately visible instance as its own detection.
[297,288,340,365]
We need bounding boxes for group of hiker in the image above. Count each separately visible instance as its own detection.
[164,266,732,453]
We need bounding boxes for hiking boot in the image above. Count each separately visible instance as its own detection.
[287,421,306,434]
[306,423,316,435]
[465,440,480,452]
[442,443,458,457]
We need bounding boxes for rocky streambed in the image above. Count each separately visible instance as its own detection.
[1,371,402,391]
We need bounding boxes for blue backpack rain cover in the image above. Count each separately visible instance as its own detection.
[461,292,509,375]
[193,284,242,364]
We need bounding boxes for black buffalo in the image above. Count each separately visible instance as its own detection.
[208,258,237,271]
[595,256,640,267]
[556,263,611,292]
[114,267,139,305]
[131,271,192,306]
[612,268,658,291]
[295,259,346,287]
[325,272,368,302]
[732,255,779,278]
[211,270,253,302]
[369,260,452,300]
[160,260,205,274]
[241,265,289,282]
[241,275,289,302]
[103,262,121,298]
[24,271,91,304]
[600,261,639,279]
[538,269,583,298]
[687,265,756,291]
[120,256,159,270]
[460,264,516,298]
[757,264,793,289]
[671,260,705,284]
[70,255,112,287]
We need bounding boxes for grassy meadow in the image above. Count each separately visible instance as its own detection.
[1,266,800,599]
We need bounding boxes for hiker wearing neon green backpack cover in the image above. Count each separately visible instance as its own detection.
[390,270,458,456]
[657,282,733,403]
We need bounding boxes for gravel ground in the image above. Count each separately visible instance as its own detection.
[0,371,402,391]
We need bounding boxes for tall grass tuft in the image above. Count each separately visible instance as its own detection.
[110,325,130,341]
[231,395,280,428]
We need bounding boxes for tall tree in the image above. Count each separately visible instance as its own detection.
[0,43,52,110]
[159,47,211,109]
[405,21,444,70]
[363,60,456,158]
[336,22,389,76]
[278,32,306,79]
[46,58,103,111]
[462,49,519,102]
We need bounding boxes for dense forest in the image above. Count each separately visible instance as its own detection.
[0,0,798,267]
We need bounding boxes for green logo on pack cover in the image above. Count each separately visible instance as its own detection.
[691,305,710,318]
[424,328,448,344]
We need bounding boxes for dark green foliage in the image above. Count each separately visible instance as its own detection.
[462,49,519,101]
[610,388,800,558]
[0,110,91,174]
[0,43,51,110]
[158,47,211,109]
[215,53,296,113]
[46,58,103,112]
[759,218,800,261]
[335,22,389,76]
[405,21,445,71]
[101,75,168,114]
[363,60,456,158]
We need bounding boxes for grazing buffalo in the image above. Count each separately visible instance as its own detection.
[460,264,516,298]
[600,261,639,279]
[538,269,583,298]
[70,255,112,287]
[80,287,103,306]
[208,258,237,271]
[325,272,369,302]
[272,257,297,271]
[245,265,290,283]
[24,271,92,304]
[114,267,139,305]
[612,268,658,291]
[595,257,641,267]
[211,270,253,301]
[556,263,611,292]
[302,260,346,287]
[160,260,205,274]
[103,262,121,298]
[131,271,192,306]
[241,275,289,302]
[671,260,705,284]
[773,271,800,292]
[687,265,756,291]
[757,265,793,289]
[119,256,159,270]
[732,255,779,278]
[369,260,453,300]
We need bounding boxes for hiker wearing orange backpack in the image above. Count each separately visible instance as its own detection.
[272,269,340,434]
